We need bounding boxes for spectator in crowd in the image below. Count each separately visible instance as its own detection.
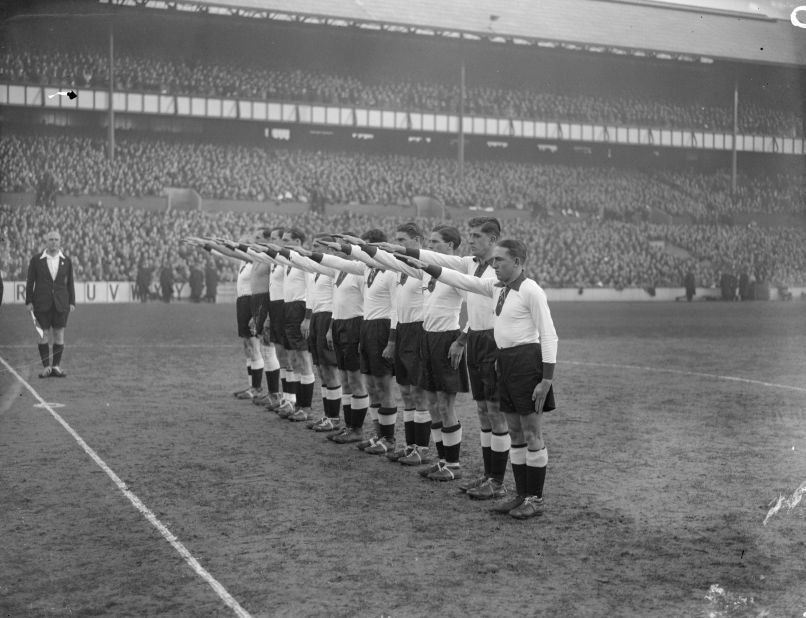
[204,257,219,302]
[684,269,696,302]
[135,258,151,302]
[189,261,204,302]
[160,261,174,303]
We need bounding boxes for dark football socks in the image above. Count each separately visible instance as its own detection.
[378,406,397,441]
[38,343,50,367]
[480,429,492,476]
[51,344,64,368]
[414,410,432,447]
[403,408,416,445]
[431,421,444,460]
[490,431,511,484]
[526,448,548,498]
[442,423,462,464]
[510,444,527,496]
[350,394,369,428]
[266,369,281,394]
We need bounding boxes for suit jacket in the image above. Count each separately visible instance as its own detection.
[26,251,76,312]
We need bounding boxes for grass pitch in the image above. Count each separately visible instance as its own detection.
[1,301,805,617]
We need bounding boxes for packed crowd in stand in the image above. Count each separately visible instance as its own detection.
[2,203,805,289]
[1,47,802,137]
[654,170,806,216]
[2,133,804,217]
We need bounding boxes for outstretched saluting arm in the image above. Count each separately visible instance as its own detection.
[399,256,494,297]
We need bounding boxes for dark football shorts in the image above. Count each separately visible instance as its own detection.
[331,316,362,372]
[236,295,252,338]
[309,311,337,367]
[497,343,556,415]
[359,318,394,377]
[267,300,285,345]
[419,329,469,394]
[466,328,499,402]
[395,321,424,387]
[283,300,308,351]
[250,293,270,336]
[35,306,69,330]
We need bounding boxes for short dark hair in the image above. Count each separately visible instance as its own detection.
[361,228,387,243]
[497,239,527,264]
[467,217,502,238]
[284,227,306,243]
[270,226,285,238]
[396,222,423,240]
[433,225,461,251]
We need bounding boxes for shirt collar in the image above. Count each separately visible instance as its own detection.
[473,255,494,266]
[41,250,65,260]
[494,273,526,291]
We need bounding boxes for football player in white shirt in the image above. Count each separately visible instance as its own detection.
[402,239,558,520]
[376,217,508,497]
[337,223,433,464]
[315,229,399,454]
[305,235,370,444]
[276,235,346,433]
[193,233,267,400]
[278,228,316,421]
[349,225,470,481]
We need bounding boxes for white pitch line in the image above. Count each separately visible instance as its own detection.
[562,360,806,394]
[0,354,253,618]
[0,344,231,349]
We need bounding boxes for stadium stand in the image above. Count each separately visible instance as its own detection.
[2,132,804,218]
[1,44,802,137]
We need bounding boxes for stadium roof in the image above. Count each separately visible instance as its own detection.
[105,0,806,67]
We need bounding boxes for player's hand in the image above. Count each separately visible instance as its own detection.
[340,234,365,246]
[325,329,334,351]
[382,341,395,362]
[69,304,75,312]
[532,379,552,413]
[26,303,33,311]
[301,318,311,340]
[397,254,427,269]
[293,246,313,257]
[448,340,464,370]
[373,242,405,254]
[248,317,256,336]
[315,239,341,251]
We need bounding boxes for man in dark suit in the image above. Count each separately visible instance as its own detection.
[25,230,76,378]
[188,261,204,303]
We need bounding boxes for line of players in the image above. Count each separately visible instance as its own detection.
[186,218,558,520]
